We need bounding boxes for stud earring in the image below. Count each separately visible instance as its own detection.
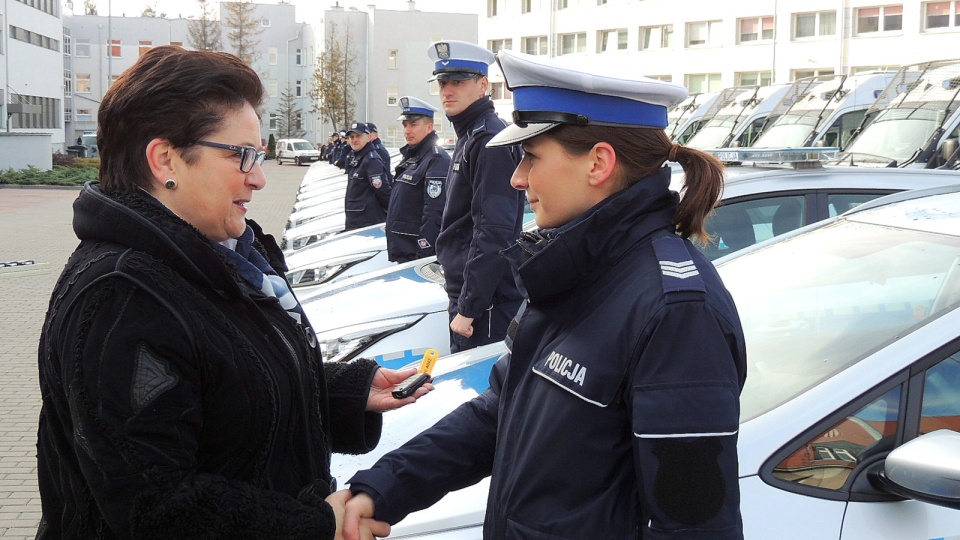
[165,178,177,189]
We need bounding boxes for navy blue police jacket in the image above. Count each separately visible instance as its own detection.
[372,138,392,171]
[334,143,351,169]
[434,97,525,317]
[349,167,747,539]
[385,131,451,262]
[344,141,392,231]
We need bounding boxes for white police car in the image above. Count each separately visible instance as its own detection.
[285,223,388,288]
[331,184,960,539]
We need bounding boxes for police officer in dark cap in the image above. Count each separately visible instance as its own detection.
[334,130,351,169]
[343,121,392,231]
[427,40,524,353]
[385,97,452,263]
[365,122,392,170]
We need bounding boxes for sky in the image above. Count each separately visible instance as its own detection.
[68,0,478,23]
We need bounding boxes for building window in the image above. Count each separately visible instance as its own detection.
[64,69,73,97]
[736,71,773,86]
[793,68,835,79]
[686,20,721,47]
[559,32,586,55]
[387,86,398,106]
[647,75,672,82]
[269,113,278,130]
[387,49,398,69]
[487,0,498,17]
[856,5,903,34]
[558,0,568,8]
[296,48,303,65]
[107,39,120,58]
[295,80,302,97]
[794,10,837,38]
[521,0,532,14]
[139,40,152,56]
[261,18,271,27]
[488,39,512,53]
[269,47,278,65]
[76,73,92,93]
[268,80,278,98]
[598,0,608,4]
[63,32,71,56]
[490,81,512,100]
[523,35,548,55]
[924,1,960,29]
[598,29,628,52]
[640,24,673,50]
[685,73,722,93]
[76,108,93,121]
[738,16,774,43]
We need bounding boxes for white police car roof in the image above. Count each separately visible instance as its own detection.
[488,49,688,147]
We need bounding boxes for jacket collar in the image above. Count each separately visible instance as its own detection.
[448,96,494,138]
[502,167,678,302]
[400,131,440,161]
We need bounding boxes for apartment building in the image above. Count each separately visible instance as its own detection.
[480,0,960,93]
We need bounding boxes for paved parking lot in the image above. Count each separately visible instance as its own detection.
[0,160,308,538]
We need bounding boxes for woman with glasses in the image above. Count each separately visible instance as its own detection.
[36,46,420,540]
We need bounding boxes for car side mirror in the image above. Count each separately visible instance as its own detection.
[873,430,960,510]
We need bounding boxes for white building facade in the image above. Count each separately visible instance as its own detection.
[479,0,960,92]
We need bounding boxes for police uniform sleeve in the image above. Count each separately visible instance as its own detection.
[346,351,508,524]
[41,274,339,539]
[457,136,523,318]
[364,155,393,213]
[418,149,451,258]
[629,295,745,538]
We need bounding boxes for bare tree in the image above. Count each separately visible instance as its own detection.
[223,1,263,66]
[188,0,222,51]
[276,86,306,139]
[309,22,361,131]
[84,0,97,15]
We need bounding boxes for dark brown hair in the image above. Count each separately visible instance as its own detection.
[545,124,724,245]
[97,45,265,193]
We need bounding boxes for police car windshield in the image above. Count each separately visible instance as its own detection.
[717,207,960,422]
[293,142,316,150]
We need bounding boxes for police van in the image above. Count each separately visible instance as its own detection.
[684,82,795,150]
[276,138,321,166]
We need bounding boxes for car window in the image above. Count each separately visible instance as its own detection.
[827,193,880,217]
[920,352,960,434]
[771,385,901,490]
[721,222,960,421]
[701,195,805,260]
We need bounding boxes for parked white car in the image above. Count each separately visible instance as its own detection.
[331,183,960,539]
[276,138,321,166]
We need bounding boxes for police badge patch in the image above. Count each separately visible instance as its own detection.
[427,179,443,199]
[370,175,383,189]
[418,239,431,249]
[435,42,450,59]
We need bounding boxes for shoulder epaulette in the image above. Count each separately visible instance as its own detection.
[651,235,705,294]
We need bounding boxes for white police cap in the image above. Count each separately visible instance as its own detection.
[397,96,439,120]
[428,40,495,81]
[488,50,689,147]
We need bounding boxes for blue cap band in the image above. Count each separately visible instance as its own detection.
[512,86,668,128]
[403,107,435,117]
[434,59,488,75]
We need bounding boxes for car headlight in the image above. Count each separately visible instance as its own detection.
[316,314,424,363]
[287,252,379,287]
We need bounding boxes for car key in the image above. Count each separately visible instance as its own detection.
[393,349,439,399]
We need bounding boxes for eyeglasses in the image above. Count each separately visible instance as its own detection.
[194,140,266,173]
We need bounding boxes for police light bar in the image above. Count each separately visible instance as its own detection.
[708,147,840,166]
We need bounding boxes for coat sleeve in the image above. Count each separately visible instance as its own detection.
[49,276,338,540]
[418,151,451,259]
[365,156,393,213]
[324,358,383,454]
[458,137,523,318]
[629,300,745,539]
[347,352,507,524]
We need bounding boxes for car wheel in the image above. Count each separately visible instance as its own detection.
[295,156,301,166]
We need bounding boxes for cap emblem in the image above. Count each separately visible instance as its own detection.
[435,42,450,59]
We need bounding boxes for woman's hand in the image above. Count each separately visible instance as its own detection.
[328,490,390,540]
[367,367,433,412]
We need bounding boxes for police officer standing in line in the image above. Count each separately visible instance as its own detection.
[429,40,525,353]
[366,122,393,170]
[343,122,392,231]
[385,97,452,263]
[335,130,352,169]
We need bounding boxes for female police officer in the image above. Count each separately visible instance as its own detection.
[339,49,747,539]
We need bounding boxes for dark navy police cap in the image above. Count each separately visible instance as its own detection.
[428,40,495,81]
[366,122,379,133]
[397,96,439,120]
[488,50,688,147]
[345,122,370,135]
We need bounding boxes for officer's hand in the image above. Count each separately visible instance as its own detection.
[343,492,389,540]
[325,489,350,540]
[367,367,433,412]
[451,314,474,338]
